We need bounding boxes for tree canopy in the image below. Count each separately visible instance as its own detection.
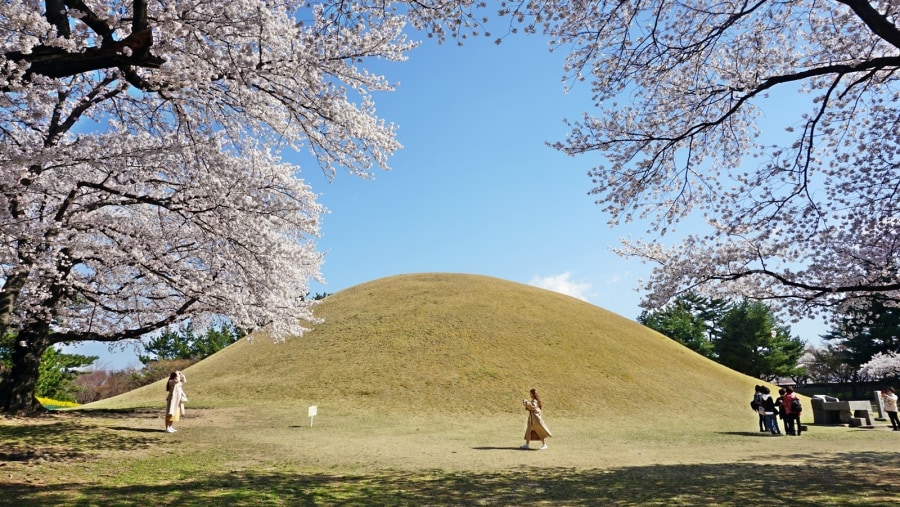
[4,1,897,412]
[801,344,859,385]
[138,323,242,364]
[409,0,900,324]
[640,295,805,380]
[517,0,900,321]
[715,301,806,381]
[860,351,900,380]
[638,293,725,358]
[824,298,900,373]
[0,1,426,412]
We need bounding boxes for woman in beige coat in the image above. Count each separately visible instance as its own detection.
[521,388,552,450]
[165,371,187,433]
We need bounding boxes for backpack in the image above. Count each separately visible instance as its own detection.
[790,397,802,413]
[751,392,762,411]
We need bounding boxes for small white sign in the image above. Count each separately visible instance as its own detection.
[308,405,318,427]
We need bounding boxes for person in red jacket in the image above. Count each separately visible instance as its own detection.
[782,386,802,436]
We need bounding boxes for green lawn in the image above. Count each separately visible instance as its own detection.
[2,405,898,506]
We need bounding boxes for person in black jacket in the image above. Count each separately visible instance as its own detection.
[760,387,782,435]
[775,388,787,428]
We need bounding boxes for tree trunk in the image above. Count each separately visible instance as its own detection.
[0,328,50,414]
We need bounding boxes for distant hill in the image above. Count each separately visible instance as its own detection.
[89,273,767,421]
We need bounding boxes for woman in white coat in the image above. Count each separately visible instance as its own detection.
[882,387,899,431]
[165,371,187,433]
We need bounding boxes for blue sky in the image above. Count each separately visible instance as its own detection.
[303,33,642,305]
[68,29,828,369]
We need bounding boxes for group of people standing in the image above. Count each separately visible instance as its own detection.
[752,385,803,436]
[753,385,900,433]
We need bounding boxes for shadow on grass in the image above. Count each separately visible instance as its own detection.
[717,431,789,437]
[0,417,156,462]
[4,453,897,506]
[70,408,160,419]
[105,426,167,434]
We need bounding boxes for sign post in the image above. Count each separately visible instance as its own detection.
[308,405,318,427]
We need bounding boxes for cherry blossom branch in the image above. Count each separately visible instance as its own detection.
[5,1,164,84]
[49,296,200,344]
[838,0,900,49]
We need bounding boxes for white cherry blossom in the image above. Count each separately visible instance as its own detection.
[0,0,421,412]
[474,1,900,322]
[860,351,900,380]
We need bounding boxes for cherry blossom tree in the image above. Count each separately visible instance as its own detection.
[474,1,900,321]
[6,1,897,413]
[859,351,900,379]
[0,1,429,413]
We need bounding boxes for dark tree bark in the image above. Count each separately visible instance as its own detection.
[4,1,164,84]
[6,29,163,80]
[0,326,51,415]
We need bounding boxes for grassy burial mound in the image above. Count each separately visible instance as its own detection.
[90,273,767,423]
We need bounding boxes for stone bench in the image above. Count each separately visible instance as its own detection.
[811,398,873,426]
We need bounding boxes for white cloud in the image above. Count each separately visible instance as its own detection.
[603,271,631,285]
[528,272,592,301]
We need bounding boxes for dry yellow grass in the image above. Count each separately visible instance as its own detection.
[91,273,778,425]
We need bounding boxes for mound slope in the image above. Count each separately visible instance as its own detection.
[91,273,764,421]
